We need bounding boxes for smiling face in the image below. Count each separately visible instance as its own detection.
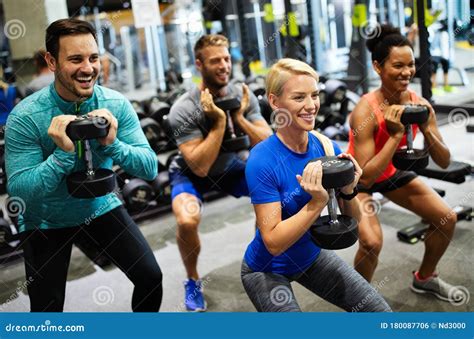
[268,74,320,132]
[195,45,231,91]
[375,45,415,94]
[46,33,100,101]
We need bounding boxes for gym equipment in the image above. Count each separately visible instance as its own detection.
[309,156,358,249]
[397,224,429,244]
[66,116,116,198]
[0,217,12,244]
[165,151,179,170]
[131,100,147,120]
[320,79,347,104]
[145,96,170,124]
[322,124,349,141]
[157,87,186,106]
[122,178,154,211]
[258,96,273,126]
[398,206,472,244]
[158,114,177,152]
[214,97,250,152]
[115,166,155,211]
[0,151,6,195]
[415,159,471,184]
[315,79,359,131]
[140,117,168,153]
[392,105,430,171]
[150,171,171,204]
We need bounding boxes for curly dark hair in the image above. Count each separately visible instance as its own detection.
[366,24,413,65]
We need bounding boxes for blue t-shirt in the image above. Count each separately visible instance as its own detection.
[244,132,342,275]
[0,85,17,125]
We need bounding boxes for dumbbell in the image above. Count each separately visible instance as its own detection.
[319,79,347,107]
[258,96,273,126]
[214,97,250,152]
[0,152,6,195]
[309,156,359,249]
[115,167,154,211]
[248,82,266,98]
[157,87,185,106]
[322,124,349,142]
[315,106,345,130]
[166,151,179,169]
[122,179,154,211]
[150,171,171,204]
[392,105,429,171]
[140,118,168,153]
[158,114,177,152]
[130,100,147,120]
[65,116,116,198]
[0,217,12,246]
[145,96,170,124]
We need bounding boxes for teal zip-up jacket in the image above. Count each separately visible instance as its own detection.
[5,83,158,232]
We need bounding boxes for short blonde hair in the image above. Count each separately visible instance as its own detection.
[266,58,319,97]
[194,34,229,61]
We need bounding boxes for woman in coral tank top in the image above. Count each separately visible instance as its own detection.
[347,24,462,303]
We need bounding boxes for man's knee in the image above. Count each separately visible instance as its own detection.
[176,214,200,233]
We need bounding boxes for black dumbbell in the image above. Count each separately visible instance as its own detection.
[116,166,156,211]
[166,151,179,169]
[315,106,345,130]
[0,217,12,246]
[65,116,116,198]
[146,96,170,124]
[248,82,266,98]
[157,87,186,106]
[0,152,6,195]
[150,171,171,204]
[309,156,359,250]
[214,97,250,152]
[158,114,177,152]
[258,96,273,126]
[319,79,347,105]
[130,100,147,120]
[140,118,168,153]
[122,178,154,211]
[322,124,349,142]
[392,105,429,171]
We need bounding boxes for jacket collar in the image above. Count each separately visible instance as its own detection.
[49,82,98,115]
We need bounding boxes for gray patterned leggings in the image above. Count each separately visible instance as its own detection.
[241,250,392,312]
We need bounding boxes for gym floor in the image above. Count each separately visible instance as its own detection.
[0,47,472,313]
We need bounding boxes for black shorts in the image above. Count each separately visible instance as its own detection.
[357,170,417,195]
[431,56,450,74]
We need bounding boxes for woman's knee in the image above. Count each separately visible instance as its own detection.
[129,255,163,289]
[431,208,457,236]
[358,235,383,256]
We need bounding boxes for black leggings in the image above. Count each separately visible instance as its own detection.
[21,206,163,312]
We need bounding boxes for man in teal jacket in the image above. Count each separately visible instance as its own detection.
[5,18,162,312]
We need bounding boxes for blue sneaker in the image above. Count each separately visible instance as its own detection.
[184,279,207,312]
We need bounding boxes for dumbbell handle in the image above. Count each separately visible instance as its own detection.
[226,111,237,138]
[405,125,414,150]
[327,189,339,224]
[83,140,94,177]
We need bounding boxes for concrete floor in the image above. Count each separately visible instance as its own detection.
[0,46,473,312]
